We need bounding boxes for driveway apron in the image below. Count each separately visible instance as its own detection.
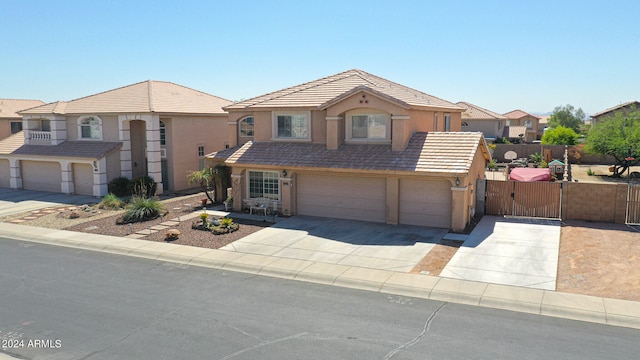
[440,216,561,290]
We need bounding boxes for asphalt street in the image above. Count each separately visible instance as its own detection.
[1,237,639,360]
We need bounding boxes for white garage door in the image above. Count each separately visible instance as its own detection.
[22,160,61,193]
[399,179,451,228]
[297,175,386,223]
[0,159,9,188]
[73,163,94,196]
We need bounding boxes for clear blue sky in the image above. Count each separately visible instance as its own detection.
[2,0,639,115]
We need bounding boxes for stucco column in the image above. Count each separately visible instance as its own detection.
[391,115,409,151]
[50,115,67,145]
[93,158,108,197]
[231,173,243,212]
[60,161,74,194]
[118,117,132,178]
[280,175,294,216]
[9,158,22,189]
[227,121,238,148]
[385,177,399,224]
[451,185,469,232]
[146,115,163,194]
[325,116,342,150]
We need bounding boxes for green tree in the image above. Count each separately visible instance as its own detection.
[187,167,216,204]
[548,104,586,133]
[541,126,579,145]
[585,109,640,177]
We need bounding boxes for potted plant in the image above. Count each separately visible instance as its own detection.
[201,198,207,207]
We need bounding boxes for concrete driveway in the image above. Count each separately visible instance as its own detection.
[0,188,98,217]
[220,216,449,272]
[440,216,561,290]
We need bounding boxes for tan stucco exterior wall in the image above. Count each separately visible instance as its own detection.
[0,159,9,187]
[106,151,121,183]
[0,119,14,140]
[462,119,502,139]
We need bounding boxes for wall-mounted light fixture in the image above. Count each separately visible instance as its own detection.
[455,177,460,186]
[92,161,98,172]
[282,170,287,177]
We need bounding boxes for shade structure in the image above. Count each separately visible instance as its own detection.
[509,168,552,182]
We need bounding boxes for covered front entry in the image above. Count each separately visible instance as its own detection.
[296,174,386,223]
[22,160,61,193]
[399,179,452,228]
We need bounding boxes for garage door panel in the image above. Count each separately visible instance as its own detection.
[399,179,451,228]
[73,163,94,196]
[297,175,385,223]
[0,159,9,188]
[22,161,61,193]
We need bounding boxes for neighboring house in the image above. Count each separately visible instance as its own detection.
[0,81,231,195]
[537,115,550,140]
[209,69,490,232]
[503,110,540,143]
[0,99,45,140]
[456,101,507,142]
[590,100,640,125]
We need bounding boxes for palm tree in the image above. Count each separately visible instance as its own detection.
[187,167,215,205]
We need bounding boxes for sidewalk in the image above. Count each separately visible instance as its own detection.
[1,220,639,330]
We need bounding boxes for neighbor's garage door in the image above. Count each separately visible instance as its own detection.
[399,179,451,228]
[73,163,94,196]
[297,174,386,222]
[0,159,9,188]
[21,160,61,193]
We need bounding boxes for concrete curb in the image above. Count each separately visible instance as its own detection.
[1,222,639,330]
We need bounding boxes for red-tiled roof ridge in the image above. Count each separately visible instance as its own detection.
[504,109,540,119]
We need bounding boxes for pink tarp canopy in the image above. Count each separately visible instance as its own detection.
[509,168,552,182]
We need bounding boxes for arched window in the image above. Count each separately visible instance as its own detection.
[239,116,254,137]
[78,116,102,139]
[159,121,166,146]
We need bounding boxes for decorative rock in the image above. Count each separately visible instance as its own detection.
[166,229,181,236]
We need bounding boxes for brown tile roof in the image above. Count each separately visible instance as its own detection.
[504,125,528,138]
[504,109,540,120]
[225,69,462,111]
[10,141,122,158]
[20,81,231,115]
[590,100,639,118]
[0,131,25,154]
[457,101,507,120]
[209,132,489,175]
[0,99,45,118]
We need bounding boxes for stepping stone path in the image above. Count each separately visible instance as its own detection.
[9,207,67,224]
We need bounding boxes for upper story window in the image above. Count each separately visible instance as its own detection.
[273,111,310,140]
[78,116,102,140]
[10,121,22,134]
[239,116,254,137]
[524,119,533,129]
[160,121,166,146]
[444,113,451,131]
[346,109,390,142]
[40,119,51,132]
[461,121,469,127]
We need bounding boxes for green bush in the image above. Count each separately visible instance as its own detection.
[131,176,157,198]
[98,193,125,210]
[118,196,164,224]
[108,176,131,197]
[587,168,595,176]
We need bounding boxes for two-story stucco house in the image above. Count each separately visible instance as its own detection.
[0,99,45,140]
[0,81,231,196]
[209,69,490,232]
[457,101,507,143]
[590,100,639,125]
[503,109,540,143]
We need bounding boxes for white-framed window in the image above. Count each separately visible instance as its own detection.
[10,121,22,134]
[197,145,205,170]
[444,113,451,131]
[248,170,279,200]
[272,111,310,139]
[78,116,102,139]
[239,116,254,137]
[159,120,166,146]
[345,109,390,142]
[461,121,469,127]
[434,113,438,131]
[40,119,51,132]
[524,119,533,129]
[506,120,511,126]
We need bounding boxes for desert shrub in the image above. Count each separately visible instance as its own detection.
[131,176,157,198]
[108,176,131,197]
[118,196,164,224]
[98,193,125,210]
[587,168,595,176]
[220,217,234,227]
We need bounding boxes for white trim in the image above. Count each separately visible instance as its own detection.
[247,170,280,201]
[345,108,391,143]
[391,115,410,120]
[451,186,468,191]
[77,115,103,140]
[272,111,311,140]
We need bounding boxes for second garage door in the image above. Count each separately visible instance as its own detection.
[399,179,451,228]
[297,175,386,223]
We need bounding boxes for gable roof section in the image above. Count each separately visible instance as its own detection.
[9,141,122,159]
[457,101,507,120]
[225,69,462,111]
[20,81,231,115]
[590,100,640,118]
[0,131,25,154]
[504,109,540,120]
[0,99,45,118]
[210,132,489,175]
